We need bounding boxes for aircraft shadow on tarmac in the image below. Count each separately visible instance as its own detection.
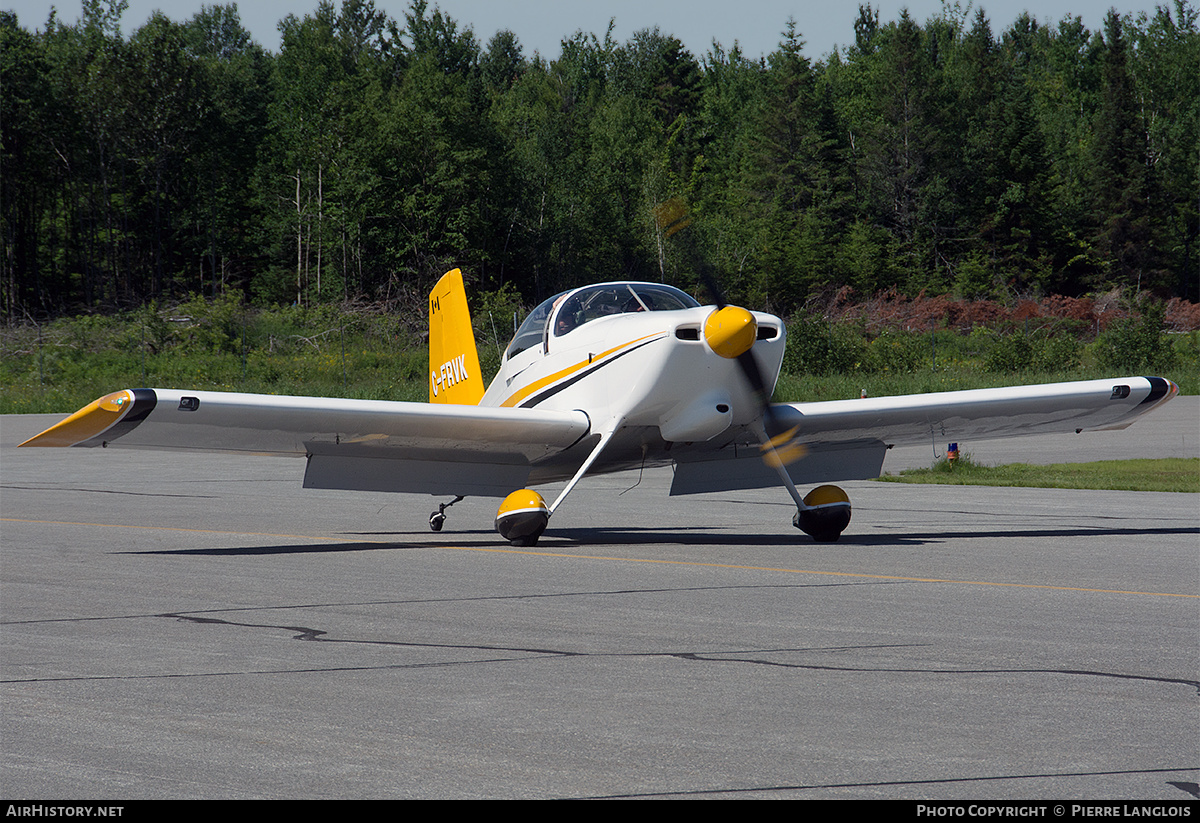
[115,524,1199,555]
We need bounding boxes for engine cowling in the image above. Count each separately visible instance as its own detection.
[658,389,733,442]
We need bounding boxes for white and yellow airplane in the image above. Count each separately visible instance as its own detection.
[20,269,1179,546]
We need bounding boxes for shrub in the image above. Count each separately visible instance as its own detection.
[170,292,245,355]
[1095,302,1176,372]
[864,329,927,373]
[985,330,1034,372]
[1031,334,1082,372]
[783,314,866,375]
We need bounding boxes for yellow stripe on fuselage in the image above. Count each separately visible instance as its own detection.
[499,333,664,408]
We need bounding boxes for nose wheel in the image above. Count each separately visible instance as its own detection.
[429,495,464,532]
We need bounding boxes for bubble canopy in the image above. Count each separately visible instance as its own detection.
[504,283,700,360]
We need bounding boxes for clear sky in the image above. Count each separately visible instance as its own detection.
[5,0,1179,60]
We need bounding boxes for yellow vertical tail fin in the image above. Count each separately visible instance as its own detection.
[429,269,485,405]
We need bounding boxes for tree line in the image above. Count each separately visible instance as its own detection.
[2,0,1197,321]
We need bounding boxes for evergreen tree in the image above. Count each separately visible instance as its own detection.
[2,2,1196,316]
[1089,9,1162,293]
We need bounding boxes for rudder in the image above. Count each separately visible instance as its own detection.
[429,268,484,405]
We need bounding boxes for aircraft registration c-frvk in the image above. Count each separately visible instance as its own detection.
[20,269,1179,546]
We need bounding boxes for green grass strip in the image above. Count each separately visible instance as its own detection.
[876,457,1199,493]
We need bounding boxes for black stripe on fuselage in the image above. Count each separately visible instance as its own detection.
[518,336,665,409]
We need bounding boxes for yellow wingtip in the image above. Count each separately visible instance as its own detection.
[18,390,133,447]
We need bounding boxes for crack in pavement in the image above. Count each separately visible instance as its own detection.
[11,610,1192,697]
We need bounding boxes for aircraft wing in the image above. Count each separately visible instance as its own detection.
[774,375,1177,444]
[669,376,1178,494]
[19,388,592,497]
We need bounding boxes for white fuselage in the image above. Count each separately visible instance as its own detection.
[479,284,787,477]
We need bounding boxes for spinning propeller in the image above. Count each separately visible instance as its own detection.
[696,270,806,468]
[662,201,850,541]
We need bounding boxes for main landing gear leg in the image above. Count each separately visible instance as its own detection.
[429,495,464,532]
[495,420,623,547]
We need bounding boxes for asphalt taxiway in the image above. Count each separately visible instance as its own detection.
[1,402,1197,799]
